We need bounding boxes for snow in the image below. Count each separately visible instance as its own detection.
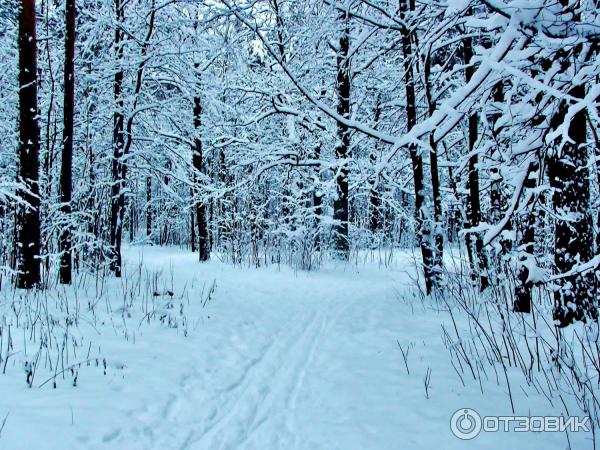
[0,246,592,449]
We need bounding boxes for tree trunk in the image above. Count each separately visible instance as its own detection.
[146,176,152,240]
[332,12,351,259]
[312,88,326,252]
[508,75,536,314]
[59,0,76,285]
[193,72,210,262]
[597,132,600,253]
[549,83,597,327]
[463,29,489,291]
[369,96,382,234]
[400,0,435,294]
[16,0,41,289]
[270,0,286,63]
[313,147,323,252]
[489,83,505,228]
[110,0,125,277]
[424,44,443,286]
[514,163,537,313]
[190,205,196,252]
[110,0,155,274]
[129,195,136,242]
[160,162,171,246]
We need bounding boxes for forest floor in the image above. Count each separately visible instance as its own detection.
[0,246,592,449]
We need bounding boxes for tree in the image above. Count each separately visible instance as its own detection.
[193,65,210,262]
[369,95,382,234]
[462,13,489,292]
[423,27,444,289]
[331,10,351,260]
[59,0,76,285]
[549,82,597,327]
[513,162,537,314]
[110,0,156,275]
[16,0,41,289]
[110,0,125,277]
[400,0,435,294]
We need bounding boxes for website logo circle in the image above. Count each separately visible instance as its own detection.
[451,408,482,440]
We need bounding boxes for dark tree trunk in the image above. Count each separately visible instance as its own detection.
[400,0,435,294]
[332,12,351,259]
[196,201,209,261]
[190,205,196,252]
[509,76,536,314]
[369,96,382,234]
[16,0,41,289]
[313,146,323,251]
[270,0,286,63]
[129,197,136,242]
[59,0,76,285]
[146,176,152,240]
[110,0,155,275]
[110,0,125,277]
[312,88,326,252]
[489,81,506,238]
[218,147,228,246]
[429,134,443,279]
[160,162,171,246]
[597,133,600,253]
[514,163,538,313]
[209,194,214,252]
[313,188,323,253]
[368,170,381,234]
[463,30,489,291]
[549,83,597,327]
[489,83,505,231]
[424,44,443,285]
[193,73,209,262]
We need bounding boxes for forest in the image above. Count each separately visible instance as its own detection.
[0,0,599,449]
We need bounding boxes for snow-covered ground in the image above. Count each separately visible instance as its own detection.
[0,246,592,449]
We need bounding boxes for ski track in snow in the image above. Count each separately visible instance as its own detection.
[106,284,351,450]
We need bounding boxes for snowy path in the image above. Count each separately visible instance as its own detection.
[89,248,409,450]
[1,247,588,449]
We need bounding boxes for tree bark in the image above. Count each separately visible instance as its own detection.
[313,88,326,252]
[146,176,152,240]
[313,144,323,251]
[16,0,41,289]
[110,0,156,275]
[270,0,286,63]
[424,44,443,286]
[400,0,435,294]
[489,81,507,248]
[190,205,196,252]
[369,95,382,234]
[332,12,351,259]
[59,0,76,285]
[514,163,537,313]
[549,83,597,326]
[193,70,209,262]
[110,0,125,277]
[463,29,489,291]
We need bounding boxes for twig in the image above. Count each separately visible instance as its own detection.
[397,340,411,375]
